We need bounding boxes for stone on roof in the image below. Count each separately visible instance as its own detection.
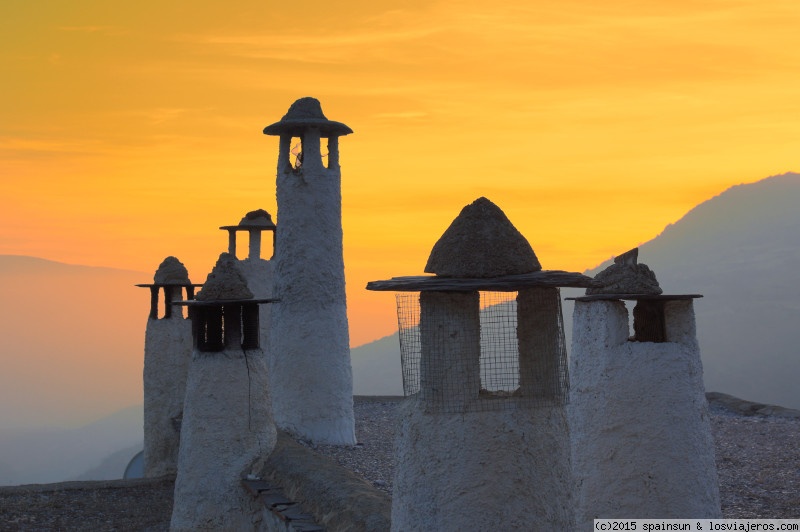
[195,253,254,301]
[424,197,541,278]
[153,256,191,285]
[263,97,352,138]
[239,209,275,228]
[586,248,663,295]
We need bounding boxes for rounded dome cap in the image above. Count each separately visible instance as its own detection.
[238,209,276,228]
[263,97,352,137]
[153,256,191,285]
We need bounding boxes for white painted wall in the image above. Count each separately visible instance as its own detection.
[142,287,192,478]
[569,299,721,528]
[269,128,355,445]
[393,290,574,530]
[392,399,575,531]
[170,345,277,531]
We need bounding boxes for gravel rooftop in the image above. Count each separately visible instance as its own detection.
[0,395,797,530]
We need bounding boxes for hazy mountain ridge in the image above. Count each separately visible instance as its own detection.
[0,255,145,276]
[0,405,143,486]
[353,172,800,410]
[0,257,149,485]
[72,443,143,482]
[2,172,798,486]
[351,335,404,396]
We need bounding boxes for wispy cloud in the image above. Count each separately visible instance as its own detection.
[177,25,444,65]
[58,25,128,36]
[169,0,794,92]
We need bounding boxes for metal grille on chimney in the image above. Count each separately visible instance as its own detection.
[396,289,569,413]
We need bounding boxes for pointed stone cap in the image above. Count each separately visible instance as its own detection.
[586,247,663,295]
[153,256,191,285]
[195,253,254,301]
[263,97,353,138]
[424,197,541,278]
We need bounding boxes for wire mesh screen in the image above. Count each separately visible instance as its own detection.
[396,292,422,397]
[396,289,569,413]
[479,292,519,394]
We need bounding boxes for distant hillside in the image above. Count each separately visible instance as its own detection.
[0,405,143,486]
[351,173,800,410]
[0,256,149,429]
[73,443,143,482]
[352,334,404,396]
[585,172,800,410]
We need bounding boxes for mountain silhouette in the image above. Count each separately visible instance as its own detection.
[1,172,798,485]
[352,172,800,410]
[0,405,143,486]
[0,256,148,429]
[579,171,800,409]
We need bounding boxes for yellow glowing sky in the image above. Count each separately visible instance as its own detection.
[2,0,799,346]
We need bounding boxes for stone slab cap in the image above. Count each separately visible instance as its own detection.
[263,97,353,138]
[153,256,191,285]
[585,247,663,295]
[424,197,541,278]
[239,209,275,228]
[195,253,254,301]
[220,209,277,231]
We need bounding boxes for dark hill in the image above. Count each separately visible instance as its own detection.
[580,172,800,409]
[352,173,800,410]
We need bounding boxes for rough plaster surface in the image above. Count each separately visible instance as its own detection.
[237,258,273,299]
[269,127,355,445]
[419,291,481,407]
[195,253,253,301]
[142,299,192,478]
[392,398,575,531]
[517,287,567,399]
[259,432,391,531]
[569,300,721,528]
[153,256,190,284]
[586,262,662,295]
[170,347,277,531]
[239,209,275,227]
[424,197,541,277]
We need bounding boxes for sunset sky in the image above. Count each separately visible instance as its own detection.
[2,0,799,346]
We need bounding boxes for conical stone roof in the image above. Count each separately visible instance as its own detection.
[153,256,191,285]
[424,197,541,278]
[195,253,254,301]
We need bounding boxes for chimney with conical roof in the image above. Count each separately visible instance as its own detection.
[367,197,593,531]
[170,253,277,531]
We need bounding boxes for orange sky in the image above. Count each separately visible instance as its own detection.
[2,0,799,346]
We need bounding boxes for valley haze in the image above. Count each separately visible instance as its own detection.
[0,172,798,485]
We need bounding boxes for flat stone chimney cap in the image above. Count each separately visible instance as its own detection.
[425,197,541,278]
[153,256,191,285]
[263,97,353,137]
[195,253,254,302]
[220,209,276,231]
